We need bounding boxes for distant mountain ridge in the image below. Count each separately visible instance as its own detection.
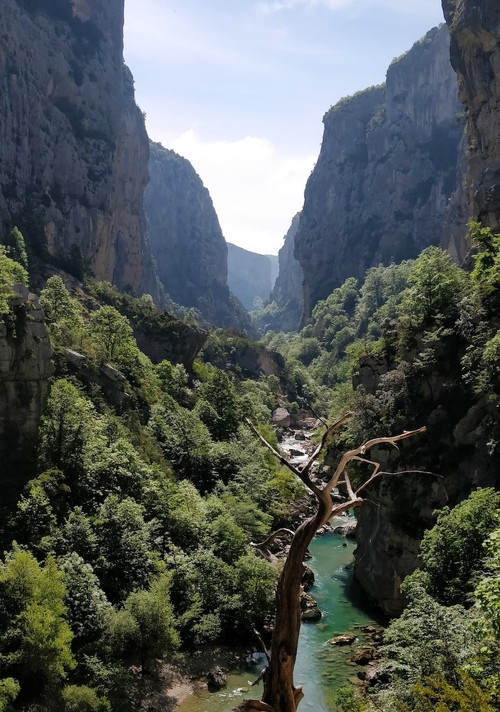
[226,242,278,311]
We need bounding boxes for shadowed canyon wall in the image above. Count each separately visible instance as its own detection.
[0,0,157,295]
[294,25,463,322]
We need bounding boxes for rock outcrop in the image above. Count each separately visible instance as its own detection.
[354,0,500,619]
[295,25,463,320]
[0,0,156,295]
[265,214,304,332]
[353,355,499,615]
[145,142,249,329]
[442,0,500,233]
[0,285,53,504]
[227,242,277,310]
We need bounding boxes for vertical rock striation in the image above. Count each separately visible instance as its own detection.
[267,213,304,332]
[145,142,249,329]
[0,0,154,295]
[295,25,463,321]
[442,0,500,232]
[354,6,500,615]
[0,285,53,504]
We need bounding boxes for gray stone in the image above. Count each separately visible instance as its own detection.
[272,407,291,428]
[207,667,227,691]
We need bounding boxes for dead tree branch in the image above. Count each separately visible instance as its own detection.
[235,417,426,712]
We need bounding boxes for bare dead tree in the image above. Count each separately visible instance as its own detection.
[234,415,425,712]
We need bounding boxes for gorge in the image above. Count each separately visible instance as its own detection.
[0,0,499,711]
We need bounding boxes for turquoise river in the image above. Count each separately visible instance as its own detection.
[176,519,383,712]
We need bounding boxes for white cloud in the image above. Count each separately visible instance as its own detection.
[170,130,316,255]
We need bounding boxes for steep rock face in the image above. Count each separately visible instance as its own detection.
[353,350,498,616]
[295,25,463,320]
[259,214,304,333]
[0,285,53,504]
[0,0,154,295]
[442,0,500,232]
[354,1,500,619]
[227,243,276,310]
[145,142,249,329]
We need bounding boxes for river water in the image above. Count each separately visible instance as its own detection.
[176,522,382,712]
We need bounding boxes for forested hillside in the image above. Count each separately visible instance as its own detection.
[0,238,310,711]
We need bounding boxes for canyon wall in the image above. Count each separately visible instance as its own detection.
[354,5,500,615]
[294,25,463,321]
[145,142,249,329]
[227,243,277,311]
[443,0,500,233]
[0,0,155,295]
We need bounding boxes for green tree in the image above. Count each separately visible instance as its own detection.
[95,496,153,602]
[59,553,110,647]
[398,247,469,332]
[62,685,110,712]
[39,379,99,481]
[0,678,19,712]
[418,488,500,606]
[195,368,241,441]
[0,551,75,695]
[150,402,214,491]
[122,574,178,672]
[40,276,81,323]
[89,306,136,364]
[380,577,476,708]
[4,227,28,270]
[468,221,500,303]
[0,245,28,315]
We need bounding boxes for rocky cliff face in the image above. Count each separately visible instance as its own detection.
[353,347,499,616]
[0,0,155,295]
[227,243,276,311]
[0,285,53,505]
[442,0,500,233]
[354,7,500,613]
[295,25,463,320]
[266,214,304,332]
[145,142,249,329]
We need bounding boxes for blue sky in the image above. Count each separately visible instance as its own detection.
[124,0,446,254]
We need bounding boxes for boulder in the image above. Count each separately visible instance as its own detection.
[301,607,322,622]
[301,565,315,591]
[207,667,227,691]
[329,633,357,646]
[300,592,317,611]
[272,407,291,428]
[333,520,357,539]
[351,647,376,665]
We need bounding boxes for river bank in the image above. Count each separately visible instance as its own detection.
[173,526,384,712]
[140,646,257,711]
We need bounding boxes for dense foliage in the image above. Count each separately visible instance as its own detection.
[372,489,500,711]
[0,267,309,711]
[2,219,500,711]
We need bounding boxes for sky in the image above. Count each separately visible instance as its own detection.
[123,0,446,255]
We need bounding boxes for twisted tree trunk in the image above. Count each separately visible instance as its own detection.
[234,415,426,712]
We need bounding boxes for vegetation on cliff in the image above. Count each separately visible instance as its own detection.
[0,249,309,711]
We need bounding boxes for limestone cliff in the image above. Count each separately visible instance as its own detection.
[442,0,500,233]
[266,214,304,332]
[295,25,463,320]
[353,345,499,616]
[145,142,250,329]
[0,0,155,295]
[0,285,53,505]
[353,6,500,613]
[227,243,276,311]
